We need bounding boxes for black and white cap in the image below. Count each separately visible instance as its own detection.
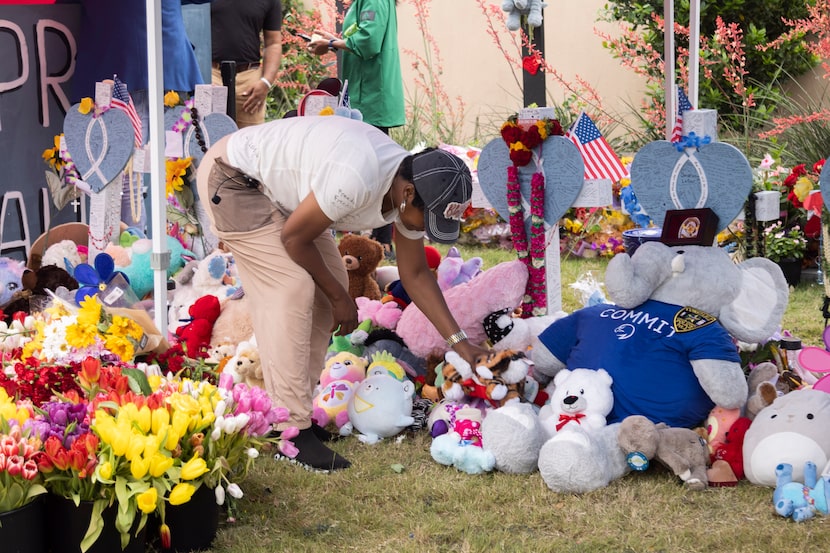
[411,149,473,244]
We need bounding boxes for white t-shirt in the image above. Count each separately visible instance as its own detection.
[225,116,418,235]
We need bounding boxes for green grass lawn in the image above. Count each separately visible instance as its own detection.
[173,247,830,553]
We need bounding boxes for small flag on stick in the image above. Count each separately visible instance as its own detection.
[111,75,143,147]
[566,111,627,182]
[670,86,694,143]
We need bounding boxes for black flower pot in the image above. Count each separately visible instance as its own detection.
[46,495,146,553]
[0,497,47,553]
[147,485,220,552]
[776,258,802,287]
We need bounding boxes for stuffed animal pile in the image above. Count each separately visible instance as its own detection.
[144,225,830,507]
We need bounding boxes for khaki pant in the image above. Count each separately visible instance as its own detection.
[211,66,267,128]
[196,136,348,429]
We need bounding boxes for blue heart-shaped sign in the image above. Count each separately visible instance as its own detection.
[630,141,752,232]
[63,105,134,193]
[477,136,585,226]
[185,113,238,164]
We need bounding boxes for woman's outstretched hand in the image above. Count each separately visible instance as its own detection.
[330,295,358,336]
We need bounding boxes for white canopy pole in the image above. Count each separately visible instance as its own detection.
[146,0,170,337]
[664,0,675,140]
[689,0,700,108]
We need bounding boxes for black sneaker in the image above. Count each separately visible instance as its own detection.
[275,427,351,472]
[267,422,336,442]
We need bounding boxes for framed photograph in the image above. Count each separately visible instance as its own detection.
[660,208,719,246]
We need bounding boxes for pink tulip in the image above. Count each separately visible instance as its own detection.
[5,454,24,476]
[22,459,39,480]
[278,439,298,459]
[269,406,290,425]
[244,412,269,437]
[0,436,18,456]
[218,371,234,391]
[236,395,252,414]
[0,453,6,471]
[280,426,299,440]
[249,387,272,413]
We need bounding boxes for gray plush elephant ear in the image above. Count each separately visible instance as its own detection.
[719,256,789,344]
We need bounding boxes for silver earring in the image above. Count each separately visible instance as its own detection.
[399,200,406,212]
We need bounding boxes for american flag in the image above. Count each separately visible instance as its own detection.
[566,111,627,182]
[670,86,694,143]
[111,75,143,147]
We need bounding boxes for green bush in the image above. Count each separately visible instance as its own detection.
[266,0,335,121]
[601,0,818,132]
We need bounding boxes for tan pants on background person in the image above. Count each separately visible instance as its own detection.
[196,136,347,429]
[211,66,267,128]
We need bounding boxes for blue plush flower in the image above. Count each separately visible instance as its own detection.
[73,252,130,305]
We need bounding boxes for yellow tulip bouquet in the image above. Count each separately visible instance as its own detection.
[80,361,294,550]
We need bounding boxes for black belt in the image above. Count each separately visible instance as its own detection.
[212,61,261,72]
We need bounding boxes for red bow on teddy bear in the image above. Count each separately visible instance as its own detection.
[556,412,586,432]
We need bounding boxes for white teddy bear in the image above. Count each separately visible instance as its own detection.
[501,0,546,32]
[538,368,613,440]
[480,367,615,483]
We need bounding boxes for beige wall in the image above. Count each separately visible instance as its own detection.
[308,0,647,141]
[306,1,829,142]
[394,0,646,140]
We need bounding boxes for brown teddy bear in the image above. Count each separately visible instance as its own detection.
[338,234,384,301]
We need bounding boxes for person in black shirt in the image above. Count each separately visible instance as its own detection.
[210,0,282,127]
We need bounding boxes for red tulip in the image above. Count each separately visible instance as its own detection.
[159,523,172,549]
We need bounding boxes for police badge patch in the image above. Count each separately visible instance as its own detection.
[673,306,717,333]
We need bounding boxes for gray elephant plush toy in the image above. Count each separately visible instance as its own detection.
[533,241,788,427]
[481,241,789,492]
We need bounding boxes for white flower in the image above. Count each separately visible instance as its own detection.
[214,400,227,418]
[138,362,162,377]
[226,483,243,499]
[246,448,259,459]
[214,485,226,506]
[211,425,222,441]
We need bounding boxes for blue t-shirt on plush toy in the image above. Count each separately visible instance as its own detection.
[537,299,740,428]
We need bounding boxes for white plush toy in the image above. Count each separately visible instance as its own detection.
[482,308,567,353]
[538,368,613,440]
[480,401,546,474]
[41,240,84,271]
[480,367,614,481]
[501,0,546,32]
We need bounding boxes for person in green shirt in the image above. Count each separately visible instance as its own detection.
[309,0,406,258]
[309,0,405,131]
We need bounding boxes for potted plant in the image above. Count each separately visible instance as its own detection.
[0,390,47,553]
[147,370,296,552]
[763,222,807,286]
